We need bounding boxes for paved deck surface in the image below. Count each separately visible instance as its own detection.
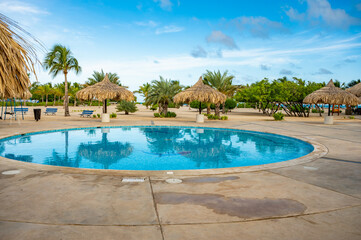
[0,106,360,239]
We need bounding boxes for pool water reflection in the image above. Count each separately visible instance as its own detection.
[0,126,314,170]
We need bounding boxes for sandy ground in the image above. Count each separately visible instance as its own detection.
[0,106,360,239]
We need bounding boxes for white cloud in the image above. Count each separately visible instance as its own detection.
[135,20,158,27]
[313,68,333,75]
[155,25,184,34]
[286,0,361,29]
[232,16,288,39]
[280,69,294,75]
[206,31,238,49]
[191,46,207,58]
[153,0,173,11]
[0,1,49,15]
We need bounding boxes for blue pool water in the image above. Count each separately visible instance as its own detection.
[0,126,313,170]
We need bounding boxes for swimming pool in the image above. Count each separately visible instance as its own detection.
[0,126,314,170]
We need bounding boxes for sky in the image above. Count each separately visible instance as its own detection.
[1,0,361,93]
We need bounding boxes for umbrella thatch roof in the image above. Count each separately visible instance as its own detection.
[346,82,361,97]
[173,76,226,104]
[0,14,40,99]
[303,80,360,106]
[76,74,134,101]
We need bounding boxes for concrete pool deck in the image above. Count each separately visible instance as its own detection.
[0,106,360,239]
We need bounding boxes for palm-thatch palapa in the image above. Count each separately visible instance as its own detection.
[303,79,360,116]
[174,76,227,114]
[0,13,41,99]
[76,74,134,114]
[346,82,361,97]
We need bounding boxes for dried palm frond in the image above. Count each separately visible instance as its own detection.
[76,74,134,101]
[174,76,227,104]
[346,82,361,97]
[303,80,360,106]
[0,13,42,98]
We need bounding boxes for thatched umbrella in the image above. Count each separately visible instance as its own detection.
[76,74,134,113]
[174,76,226,114]
[303,80,360,116]
[0,14,40,99]
[346,82,361,97]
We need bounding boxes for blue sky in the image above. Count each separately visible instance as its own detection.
[1,0,361,91]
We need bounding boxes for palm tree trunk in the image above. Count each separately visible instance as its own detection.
[74,97,77,107]
[207,103,211,115]
[163,102,168,115]
[53,94,55,106]
[64,73,70,116]
[45,94,48,107]
[41,95,44,102]
[222,101,226,114]
[215,103,220,117]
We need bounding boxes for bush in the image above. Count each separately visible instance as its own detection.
[312,109,324,113]
[221,116,228,120]
[349,116,355,119]
[154,111,176,118]
[92,114,97,118]
[273,112,284,121]
[97,114,100,118]
[116,101,138,115]
[225,98,237,110]
[150,104,158,111]
[110,113,117,118]
[190,100,207,110]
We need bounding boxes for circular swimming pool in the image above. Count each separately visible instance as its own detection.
[0,126,314,171]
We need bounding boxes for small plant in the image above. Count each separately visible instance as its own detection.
[116,100,138,115]
[97,114,100,118]
[312,109,324,113]
[153,111,176,118]
[221,116,228,120]
[154,113,160,117]
[349,116,355,119]
[273,112,284,121]
[150,104,158,111]
[92,114,97,118]
[110,113,117,118]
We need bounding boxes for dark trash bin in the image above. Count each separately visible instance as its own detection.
[34,108,41,121]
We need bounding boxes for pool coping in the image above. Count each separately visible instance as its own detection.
[0,125,328,177]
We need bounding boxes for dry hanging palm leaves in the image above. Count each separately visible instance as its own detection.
[76,74,134,113]
[0,13,42,98]
[174,76,226,104]
[303,80,360,106]
[346,82,361,97]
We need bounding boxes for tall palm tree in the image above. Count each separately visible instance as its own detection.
[86,69,121,86]
[53,83,63,105]
[34,84,53,107]
[146,76,182,115]
[68,83,80,106]
[134,83,151,108]
[43,44,81,116]
[203,70,237,115]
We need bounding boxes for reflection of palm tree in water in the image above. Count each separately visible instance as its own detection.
[175,129,241,168]
[46,131,81,167]
[77,132,133,169]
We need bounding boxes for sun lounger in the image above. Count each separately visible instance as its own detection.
[44,108,58,115]
[80,110,94,117]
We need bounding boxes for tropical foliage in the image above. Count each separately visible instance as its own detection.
[86,69,121,86]
[116,100,138,114]
[145,76,182,115]
[134,83,151,108]
[43,44,81,116]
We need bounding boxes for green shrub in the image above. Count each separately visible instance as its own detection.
[221,116,228,120]
[116,100,138,115]
[97,114,100,118]
[150,104,158,111]
[312,109,324,113]
[349,116,355,119]
[92,114,97,118]
[110,113,117,118]
[154,111,176,118]
[225,98,237,110]
[273,112,284,121]
[190,100,207,110]
[154,113,160,117]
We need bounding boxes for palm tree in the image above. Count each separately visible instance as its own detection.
[43,44,81,116]
[203,70,237,115]
[146,76,182,115]
[53,83,63,105]
[34,84,53,107]
[86,69,121,86]
[134,83,151,108]
[68,83,80,106]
